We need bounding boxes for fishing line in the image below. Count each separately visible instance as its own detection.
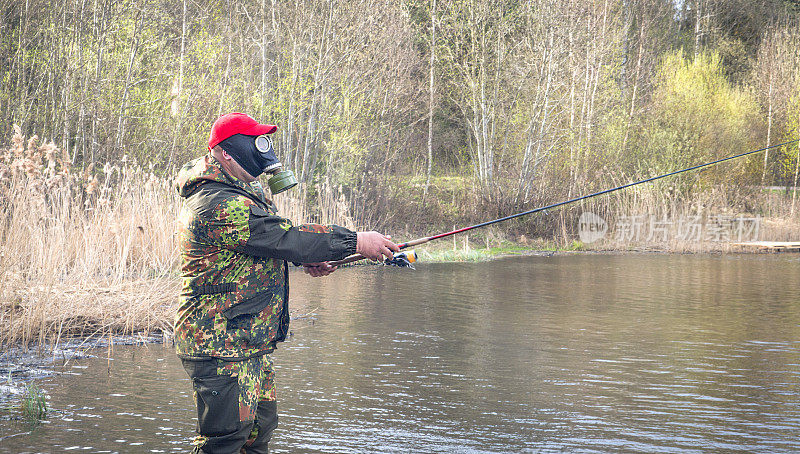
[332,139,800,267]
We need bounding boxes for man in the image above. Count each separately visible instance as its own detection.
[175,112,398,453]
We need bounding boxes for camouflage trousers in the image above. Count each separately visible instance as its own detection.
[182,355,277,454]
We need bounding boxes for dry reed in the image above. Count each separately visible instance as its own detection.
[0,126,180,350]
[0,127,357,351]
[577,181,800,252]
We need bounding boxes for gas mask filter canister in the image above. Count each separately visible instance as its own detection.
[255,135,298,194]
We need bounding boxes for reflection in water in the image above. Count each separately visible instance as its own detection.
[1,254,799,453]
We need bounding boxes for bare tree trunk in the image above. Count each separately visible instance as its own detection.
[270,0,278,39]
[76,0,88,163]
[61,2,73,157]
[623,23,644,152]
[301,3,332,182]
[115,5,145,151]
[46,6,58,140]
[13,0,31,129]
[761,74,773,185]
[284,42,298,167]
[169,0,187,168]
[259,0,268,117]
[481,48,490,185]
[568,27,576,189]
[302,66,321,182]
[694,0,703,58]
[517,35,555,206]
[217,7,233,116]
[792,138,800,215]
[292,54,304,173]
[306,83,325,183]
[584,0,608,185]
[92,0,110,163]
[488,3,503,187]
[477,51,488,184]
[578,17,591,186]
[424,0,436,200]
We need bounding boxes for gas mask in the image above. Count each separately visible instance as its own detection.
[218,133,298,194]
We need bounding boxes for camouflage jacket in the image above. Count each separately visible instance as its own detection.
[174,154,357,360]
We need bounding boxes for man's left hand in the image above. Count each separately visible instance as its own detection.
[302,262,338,277]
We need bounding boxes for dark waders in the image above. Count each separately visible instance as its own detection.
[182,358,278,454]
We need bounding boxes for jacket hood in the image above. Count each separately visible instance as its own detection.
[175,154,252,198]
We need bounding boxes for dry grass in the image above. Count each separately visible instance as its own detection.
[0,126,180,349]
[0,127,357,351]
[575,182,800,252]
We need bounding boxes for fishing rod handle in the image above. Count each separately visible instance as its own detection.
[327,236,430,266]
[329,253,367,266]
[401,237,431,247]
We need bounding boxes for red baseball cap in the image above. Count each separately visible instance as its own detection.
[208,113,277,150]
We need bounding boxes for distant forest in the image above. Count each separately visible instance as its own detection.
[2,0,800,232]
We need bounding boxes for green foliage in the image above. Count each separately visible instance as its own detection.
[419,247,496,262]
[598,107,632,169]
[636,50,760,190]
[565,240,585,251]
[19,382,48,424]
[325,128,369,188]
[1,0,797,237]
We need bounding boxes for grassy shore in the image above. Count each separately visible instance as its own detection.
[2,129,800,350]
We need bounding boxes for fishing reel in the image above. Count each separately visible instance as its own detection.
[384,250,417,269]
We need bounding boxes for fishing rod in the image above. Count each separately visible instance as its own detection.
[331,139,800,267]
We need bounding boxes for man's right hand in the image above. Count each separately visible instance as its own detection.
[356,231,400,261]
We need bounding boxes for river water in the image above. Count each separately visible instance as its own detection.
[1,254,799,453]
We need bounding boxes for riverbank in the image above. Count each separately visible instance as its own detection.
[3,128,800,359]
[4,230,800,353]
[414,224,800,262]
